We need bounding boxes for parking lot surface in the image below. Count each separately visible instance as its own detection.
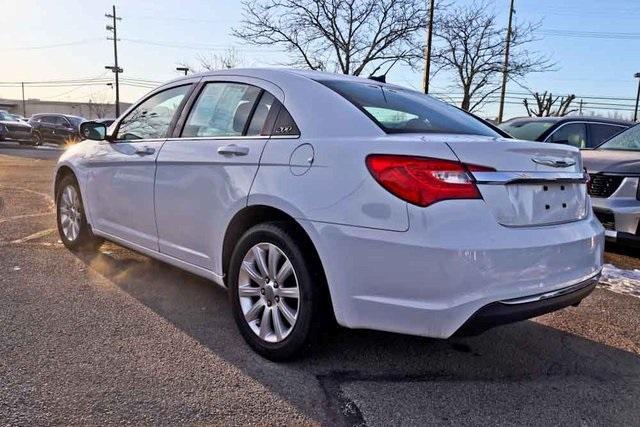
[1,145,639,425]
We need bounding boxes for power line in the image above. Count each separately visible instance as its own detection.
[0,38,102,51]
[120,38,282,53]
[539,29,640,40]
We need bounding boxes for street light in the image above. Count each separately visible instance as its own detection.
[634,72,640,122]
[176,67,189,76]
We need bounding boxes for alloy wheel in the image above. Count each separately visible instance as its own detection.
[59,185,82,242]
[238,242,300,343]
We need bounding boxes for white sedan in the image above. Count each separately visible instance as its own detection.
[54,69,604,360]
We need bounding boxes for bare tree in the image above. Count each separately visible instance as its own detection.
[178,48,246,73]
[87,93,112,119]
[232,0,428,77]
[523,91,577,117]
[432,1,552,112]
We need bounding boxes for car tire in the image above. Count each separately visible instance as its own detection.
[32,132,42,146]
[56,175,103,251]
[228,222,329,361]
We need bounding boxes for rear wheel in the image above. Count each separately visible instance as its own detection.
[56,175,102,251]
[228,222,328,361]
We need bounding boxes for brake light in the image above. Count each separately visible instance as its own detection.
[366,154,493,207]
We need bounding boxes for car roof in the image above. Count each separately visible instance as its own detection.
[162,67,406,91]
[503,116,632,126]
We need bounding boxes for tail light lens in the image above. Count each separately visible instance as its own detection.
[366,154,493,207]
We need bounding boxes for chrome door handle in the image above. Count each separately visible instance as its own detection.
[217,144,249,156]
[134,146,155,155]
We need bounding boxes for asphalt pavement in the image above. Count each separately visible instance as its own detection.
[1,145,639,425]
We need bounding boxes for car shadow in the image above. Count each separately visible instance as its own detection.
[74,245,640,425]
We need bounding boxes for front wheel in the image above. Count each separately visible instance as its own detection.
[228,222,328,361]
[32,132,42,146]
[56,175,102,251]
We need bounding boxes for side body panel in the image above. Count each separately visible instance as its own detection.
[83,140,166,250]
[154,76,285,273]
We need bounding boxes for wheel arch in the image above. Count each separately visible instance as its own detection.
[54,165,76,197]
[221,204,334,319]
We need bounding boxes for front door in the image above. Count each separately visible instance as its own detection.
[155,79,281,273]
[84,84,192,250]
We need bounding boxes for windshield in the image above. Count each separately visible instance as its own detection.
[0,112,16,121]
[498,119,555,141]
[318,80,500,137]
[597,124,640,151]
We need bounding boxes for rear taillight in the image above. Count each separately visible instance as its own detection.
[366,154,493,207]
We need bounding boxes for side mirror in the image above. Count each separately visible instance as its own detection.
[80,121,107,141]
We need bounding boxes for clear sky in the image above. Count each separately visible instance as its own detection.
[1,0,638,120]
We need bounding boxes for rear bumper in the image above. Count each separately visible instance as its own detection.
[306,199,604,339]
[456,272,599,335]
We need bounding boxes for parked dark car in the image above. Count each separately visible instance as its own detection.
[0,110,33,143]
[29,114,85,146]
[498,116,631,149]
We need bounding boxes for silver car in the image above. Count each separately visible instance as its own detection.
[583,124,640,247]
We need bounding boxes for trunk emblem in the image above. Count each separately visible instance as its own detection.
[531,157,576,168]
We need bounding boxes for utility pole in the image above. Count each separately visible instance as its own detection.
[634,72,640,122]
[497,0,515,123]
[579,99,583,115]
[105,5,123,117]
[422,0,436,94]
[21,82,26,117]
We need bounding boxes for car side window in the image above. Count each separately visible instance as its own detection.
[588,124,625,147]
[116,85,191,141]
[246,92,276,136]
[548,123,587,148]
[54,117,69,127]
[182,82,262,138]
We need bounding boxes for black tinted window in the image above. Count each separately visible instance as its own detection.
[246,92,276,136]
[319,80,499,137]
[548,123,587,148]
[589,124,626,147]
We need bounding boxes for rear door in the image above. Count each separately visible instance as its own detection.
[545,122,587,148]
[446,138,588,227]
[52,116,74,144]
[38,116,56,141]
[154,77,282,273]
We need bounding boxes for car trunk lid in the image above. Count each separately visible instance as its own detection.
[445,137,588,227]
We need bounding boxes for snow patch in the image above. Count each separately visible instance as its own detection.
[599,264,640,298]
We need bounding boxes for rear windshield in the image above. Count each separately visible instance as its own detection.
[499,119,555,141]
[597,124,640,151]
[319,80,500,137]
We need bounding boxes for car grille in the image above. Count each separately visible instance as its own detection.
[588,174,624,198]
[594,211,615,230]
